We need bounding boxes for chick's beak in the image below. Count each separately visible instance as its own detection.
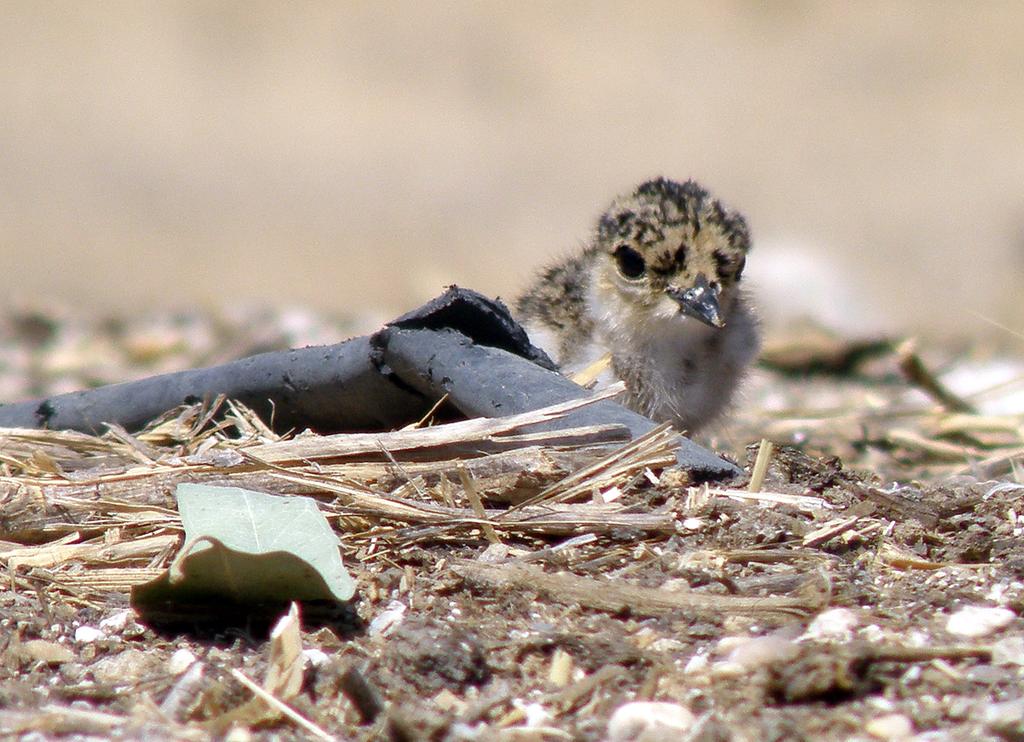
[666,273,725,328]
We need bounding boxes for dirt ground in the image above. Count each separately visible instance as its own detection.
[2,305,1024,741]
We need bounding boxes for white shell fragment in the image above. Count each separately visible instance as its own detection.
[98,609,133,633]
[802,607,859,642]
[368,600,407,638]
[302,648,330,668]
[167,648,198,675]
[73,626,105,643]
[864,713,914,740]
[607,701,696,742]
[945,606,1015,638]
[716,635,800,676]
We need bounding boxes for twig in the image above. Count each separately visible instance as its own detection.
[895,339,975,413]
[868,644,992,663]
[458,465,500,544]
[851,484,940,528]
[960,445,1024,478]
[747,438,773,492]
[376,441,429,500]
[503,422,676,514]
[451,560,822,618]
[544,664,624,713]
[407,392,451,429]
[876,543,992,571]
[569,352,612,387]
[229,669,335,741]
[887,429,980,460]
[706,488,833,513]
[248,384,631,465]
[802,517,860,548]
[721,548,840,564]
[0,705,127,735]
[272,468,675,537]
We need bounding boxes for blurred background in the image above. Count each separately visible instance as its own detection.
[1,1,1022,339]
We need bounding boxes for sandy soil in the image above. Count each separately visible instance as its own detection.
[2,305,1024,741]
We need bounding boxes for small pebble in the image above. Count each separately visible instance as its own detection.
[946,606,1015,638]
[98,609,133,633]
[724,635,800,671]
[368,600,407,638]
[648,638,685,653]
[864,713,913,740]
[683,653,709,675]
[607,701,695,742]
[448,722,486,740]
[478,543,512,563]
[73,626,104,643]
[223,725,253,742]
[992,636,1024,667]
[434,688,465,713]
[302,648,330,668]
[167,648,197,675]
[803,607,859,641]
[512,700,551,728]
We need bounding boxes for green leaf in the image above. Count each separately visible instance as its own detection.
[132,484,355,610]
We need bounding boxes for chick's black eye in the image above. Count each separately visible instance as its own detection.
[614,245,645,279]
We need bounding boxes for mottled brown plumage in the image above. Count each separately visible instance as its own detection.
[515,177,759,433]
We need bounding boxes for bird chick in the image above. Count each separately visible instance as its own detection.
[515,177,759,433]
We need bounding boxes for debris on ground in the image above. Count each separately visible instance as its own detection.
[2,302,1024,740]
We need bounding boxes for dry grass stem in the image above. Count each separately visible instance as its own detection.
[450,560,823,618]
[228,669,335,742]
[895,339,975,413]
[747,437,774,492]
[802,517,861,547]
[569,351,613,387]
[703,488,834,513]
[503,422,677,513]
[458,465,500,544]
